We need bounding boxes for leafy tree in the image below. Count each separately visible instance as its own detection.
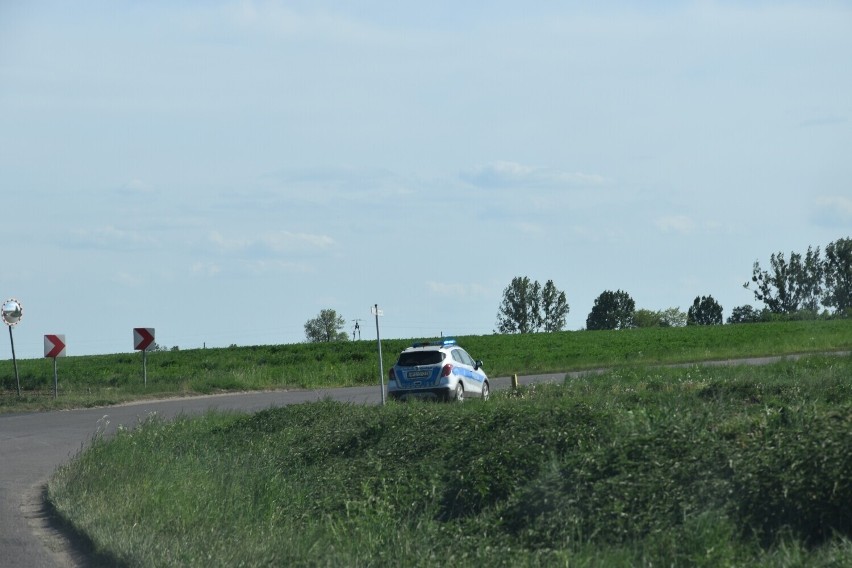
[496,277,569,333]
[659,307,688,327]
[823,237,852,314]
[586,290,635,330]
[541,279,570,332]
[727,304,762,324]
[633,309,661,328]
[496,276,541,333]
[799,246,824,312]
[745,246,823,314]
[304,309,348,342]
[635,307,687,328]
[687,295,723,325]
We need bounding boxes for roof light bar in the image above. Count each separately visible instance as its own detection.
[411,338,457,348]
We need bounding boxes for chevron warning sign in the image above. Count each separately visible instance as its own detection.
[133,328,155,351]
[44,334,66,358]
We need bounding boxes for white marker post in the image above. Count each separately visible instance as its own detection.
[372,304,385,405]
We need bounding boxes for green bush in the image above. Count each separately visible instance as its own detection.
[729,405,852,546]
[48,356,852,566]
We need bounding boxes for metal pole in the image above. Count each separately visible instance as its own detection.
[54,358,59,399]
[143,348,148,387]
[375,304,385,405]
[9,326,20,397]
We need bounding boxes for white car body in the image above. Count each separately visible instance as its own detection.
[387,339,489,402]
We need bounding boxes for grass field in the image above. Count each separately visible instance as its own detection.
[48,352,852,566]
[3,318,852,413]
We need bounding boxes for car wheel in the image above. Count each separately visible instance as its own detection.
[481,381,490,401]
[453,382,464,402]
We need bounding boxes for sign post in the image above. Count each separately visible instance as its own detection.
[372,304,385,405]
[44,334,66,399]
[133,328,155,387]
[1,299,23,397]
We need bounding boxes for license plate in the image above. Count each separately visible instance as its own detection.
[407,370,429,379]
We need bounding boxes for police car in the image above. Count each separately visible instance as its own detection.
[387,338,489,402]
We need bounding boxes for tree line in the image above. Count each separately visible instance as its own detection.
[494,237,851,332]
[304,237,851,341]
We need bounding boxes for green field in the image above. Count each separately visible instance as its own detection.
[39,320,852,566]
[3,319,852,413]
[48,352,852,566]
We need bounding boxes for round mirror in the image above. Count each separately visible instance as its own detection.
[1,298,23,326]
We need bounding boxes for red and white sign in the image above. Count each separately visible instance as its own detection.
[133,328,155,351]
[44,334,66,358]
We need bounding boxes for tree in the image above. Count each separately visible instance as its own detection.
[495,276,569,333]
[799,246,824,312]
[541,279,570,332]
[304,309,348,342]
[823,237,852,314]
[586,290,635,330]
[745,246,823,314]
[727,304,762,324]
[658,307,688,327]
[634,307,687,328]
[633,308,661,328]
[687,295,723,325]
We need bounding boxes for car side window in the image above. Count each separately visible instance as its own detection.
[456,349,475,367]
[451,349,465,364]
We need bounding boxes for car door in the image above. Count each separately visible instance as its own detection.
[452,348,482,395]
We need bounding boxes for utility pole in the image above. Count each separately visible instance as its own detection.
[352,319,363,341]
[372,305,385,405]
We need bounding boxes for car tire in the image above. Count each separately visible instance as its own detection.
[453,382,464,402]
[481,381,490,401]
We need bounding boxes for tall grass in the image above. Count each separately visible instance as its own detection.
[4,319,852,412]
[48,354,852,566]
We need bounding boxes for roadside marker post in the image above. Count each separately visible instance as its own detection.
[372,305,385,405]
[44,334,67,399]
[133,328,155,387]
[1,299,23,397]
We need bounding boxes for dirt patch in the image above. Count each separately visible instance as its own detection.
[22,484,118,568]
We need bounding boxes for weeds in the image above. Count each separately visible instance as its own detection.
[48,354,852,566]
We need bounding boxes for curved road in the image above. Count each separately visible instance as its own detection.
[0,354,836,567]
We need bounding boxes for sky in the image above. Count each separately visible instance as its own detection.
[1,1,850,360]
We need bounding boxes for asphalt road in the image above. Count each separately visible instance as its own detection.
[0,354,839,567]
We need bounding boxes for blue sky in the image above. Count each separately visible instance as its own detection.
[1,1,850,359]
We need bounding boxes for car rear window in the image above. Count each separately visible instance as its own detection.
[397,351,444,366]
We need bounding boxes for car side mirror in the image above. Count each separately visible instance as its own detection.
[475,360,483,370]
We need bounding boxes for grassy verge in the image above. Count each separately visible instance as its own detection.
[48,354,852,566]
[4,319,852,413]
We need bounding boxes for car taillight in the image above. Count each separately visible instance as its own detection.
[388,368,396,381]
[441,364,453,377]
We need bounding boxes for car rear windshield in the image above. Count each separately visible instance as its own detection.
[397,351,444,366]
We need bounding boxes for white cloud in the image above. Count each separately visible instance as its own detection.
[259,166,417,204]
[655,215,696,235]
[241,260,314,274]
[514,222,545,236]
[814,196,852,227]
[217,1,400,46]
[209,231,335,256]
[191,262,221,277]
[118,178,152,194]
[460,161,606,189]
[427,281,489,298]
[69,226,158,251]
[111,271,144,287]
